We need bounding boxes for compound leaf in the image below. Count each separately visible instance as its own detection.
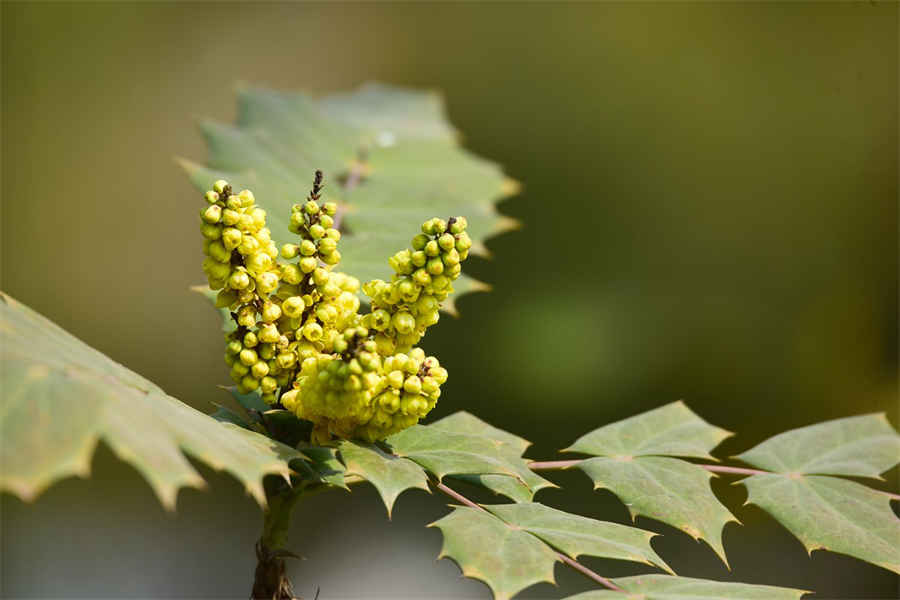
[577,456,736,567]
[484,502,672,574]
[566,401,731,460]
[429,506,558,600]
[742,474,900,573]
[182,82,517,312]
[564,574,808,599]
[337,441,429,517]
[0,292,304,509]
[736,414,900,478]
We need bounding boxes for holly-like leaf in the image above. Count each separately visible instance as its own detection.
[565,403,737,566]
[736,414,900,478]
[742,474,899,573]
[577,456,736,567]
[337,441,429,517]
[484,502,673,574]
[563,574,808,599]
[429,411,555,502]
[295,445,347,489]
[566,401,731,460]
[0,292,304,509]
[181,82,518,312]
[729,415,900,573]
[385,425,528,483]
[431,411,531,455]
[429,506,559,600]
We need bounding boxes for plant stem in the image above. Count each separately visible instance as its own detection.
[251,481,306,600]
[431,480,624,593]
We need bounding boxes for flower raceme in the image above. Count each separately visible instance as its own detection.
[199,172,467,443]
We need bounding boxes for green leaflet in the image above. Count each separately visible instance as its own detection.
[577,456,736,567]
[484,502,673,574]
[736,414,900,478]
[565,402,737,567]
[431,410,532,454]
[566,401,731,460]
[732,415,900,573]
[563,574,808,599]
[181,83,518,314]
[385,425,528,483]
[429,411,555,502]
[742,474,899,573]
[295,445,348,490]
[0,292,305,509]
[337,441,429,517]
[429,506,558,600]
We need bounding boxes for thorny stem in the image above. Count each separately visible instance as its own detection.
[431,479,625,593]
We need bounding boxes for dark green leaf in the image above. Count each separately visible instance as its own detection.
[484,502,672,573]
[337,441,429,517]
[429,506,558,600]
[577,456,736,567]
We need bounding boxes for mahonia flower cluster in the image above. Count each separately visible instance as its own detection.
[199,172,469,443]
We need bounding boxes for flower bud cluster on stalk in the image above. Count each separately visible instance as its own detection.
[199,172,467,443]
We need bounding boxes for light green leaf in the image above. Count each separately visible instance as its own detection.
[182,82,518,311]
[429,411,555,502]
[742,473,900,573]
[429,506,558,600]
[0,292,304,509]
[578,456,737,567]
[736,414,900,478]
[337,441,429,517]
[386,425,527,483]
[564,574,808,599]
[431,411,531,455]
[484,502,672,574]
[566,401,731,460]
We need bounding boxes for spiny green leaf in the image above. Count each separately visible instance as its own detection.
[385,425,528,484]
[429,411,555,502]
[429,506,558,600]
[564,574,808,599]
[736,414,900,478]
[337,441,429,517]
[484,502,673,574]
[431,411,531,455]
[742,473,900,573]
[577,456,737,567]
[295,446,347,489]
[182,82,518,312]
[566,401,731,460]
[0,292,304,509]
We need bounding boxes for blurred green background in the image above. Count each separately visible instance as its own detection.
[2,2,897,598]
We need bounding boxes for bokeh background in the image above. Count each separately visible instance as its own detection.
[2,2,897,598]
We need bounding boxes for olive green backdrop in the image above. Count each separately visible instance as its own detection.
[2,2,897,598]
